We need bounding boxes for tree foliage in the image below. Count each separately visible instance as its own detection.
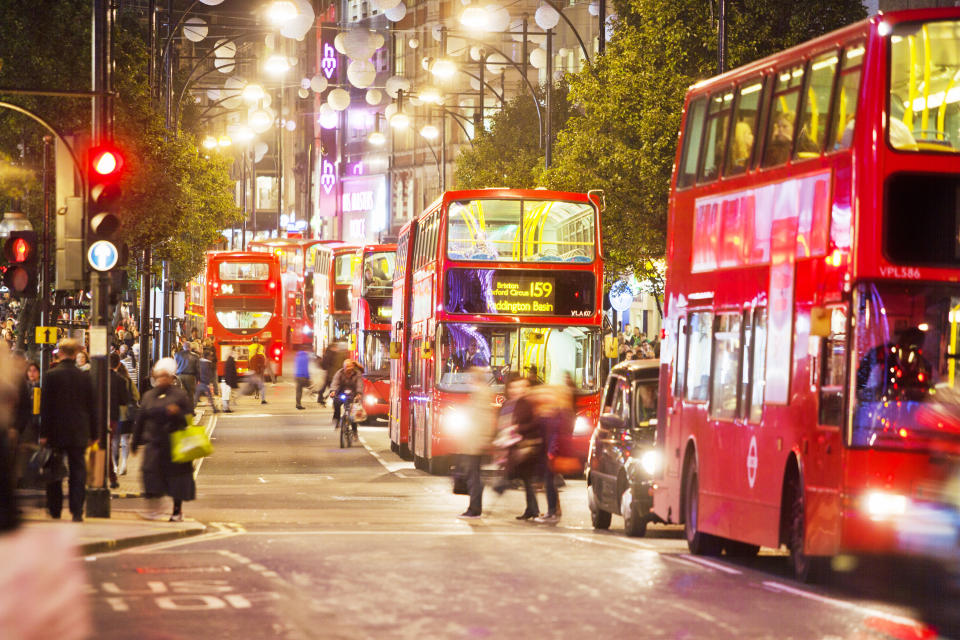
[540,0,866,290]
[454,84,571,189]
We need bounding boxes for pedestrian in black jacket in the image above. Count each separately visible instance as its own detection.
[38,339,96,522]
[222,348,238,413]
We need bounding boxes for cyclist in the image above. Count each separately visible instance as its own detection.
[330,359,364,427]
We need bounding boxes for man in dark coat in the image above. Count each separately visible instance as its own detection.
[38,339,96,521]
[132,357,196,522]
[174,338,198,399]
[222,347,238,413]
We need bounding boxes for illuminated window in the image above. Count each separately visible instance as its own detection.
[831,43,864,151]
[710,313,741,420]
[796,50,839,159]
[685,311,713,402]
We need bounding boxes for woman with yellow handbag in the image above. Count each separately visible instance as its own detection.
[132,358,196,522]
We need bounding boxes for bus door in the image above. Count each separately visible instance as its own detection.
[806,304,848,553]
[664,314,688,517]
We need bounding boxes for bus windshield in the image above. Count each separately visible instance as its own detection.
[212,299,274,334]
[446,199,595,263]
[851,282,960,451]
[362,331,391,378]
[362,251,395,296]
[334,254,355,285]
[889,20,960,152]
[436,323,601,393]
[218,262,270,281]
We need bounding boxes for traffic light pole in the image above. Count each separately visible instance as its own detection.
[87,0,113,519]
[40,136,52,382]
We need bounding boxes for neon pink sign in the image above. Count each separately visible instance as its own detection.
[321,43,337,79]
[320,160,337,195]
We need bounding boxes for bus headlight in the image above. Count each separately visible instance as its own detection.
[303,326,312,335]
[864,491,908,520]
[639,450,661,476]
[443,408,469,436]
[573,416,592,435]
[365,394,377,406]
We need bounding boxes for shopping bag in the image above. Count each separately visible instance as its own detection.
[349,402,367,423]
[219,381,232,398]
[170,424,213,463]
[84,443,106,488]
[25,446,65,485]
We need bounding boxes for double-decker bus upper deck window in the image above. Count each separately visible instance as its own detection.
[362,251,395,296]
[522,200,595,262]
[685,311,713,402]
[831,43,864,150]
[334,254,354,285]
[447,200,522,261]
[698,89,734,183]
[725,79,763,176]
[762,64,805,167]
[889,21,960,152]
[795,50,839,159]
[710,313,741,419]
[219,262,269,281]
[677,97,708,189]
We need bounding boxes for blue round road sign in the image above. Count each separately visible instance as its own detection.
[87,240,119,272]
[609,279,634,312]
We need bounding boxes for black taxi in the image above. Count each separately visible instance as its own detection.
[586,359,662,536]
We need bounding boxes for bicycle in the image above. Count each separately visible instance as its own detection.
[337,390,359,448]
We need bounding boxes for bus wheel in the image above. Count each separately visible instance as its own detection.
[390,441,399,454]
[788,479,829,583]
[684,463,723,556]
[399,442,412,461]
[621,487,647,538]
[588,483,611,530]
[723,540,760,557]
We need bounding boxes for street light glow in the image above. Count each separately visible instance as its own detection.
[249,109,273,133]
[235,126,255,142]
[460,6,490,30]
[266,1,298,26]
[368,130,386,146]
[430,58,457,79]
[389,112,409,130]
[202,135,218,150]
[242,83,265,103]
[264,54,290,76]
[218,135,232,148]
[419,87,444,105]
[420,124,439,140]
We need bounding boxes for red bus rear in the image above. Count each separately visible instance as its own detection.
[350,244,396,423]
[654,8,960,579]
[329,245,359,345]
[392,189,605,474]
[390,222,415,458]
[248,238,322,347]
[205,251,284,377]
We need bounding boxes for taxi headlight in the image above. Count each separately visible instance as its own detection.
[639,449,661,476]
[364,394,377,406]
[864,491,908,520]
[443,408,469,436]
[573,416,592,435]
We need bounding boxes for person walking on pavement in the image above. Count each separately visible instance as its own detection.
[330,359,364,425]
[455,368,496,519]
[318,342,346,406]
[221,347,238,413]
[107,353,131,489]
[38,339,96,522]
[174,338,198,399]
[249,347,268,404]
[194,348,218,413]
[132,358,196,522]
[294,348,311,410]
[115,359,140,477]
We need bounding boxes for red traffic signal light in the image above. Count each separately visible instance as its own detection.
[6,237,32,263]
[90,146,124,179]
[2,231,38,297]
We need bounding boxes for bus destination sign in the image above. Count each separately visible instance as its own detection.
[445,268,595,317]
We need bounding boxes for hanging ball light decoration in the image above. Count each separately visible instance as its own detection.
[372,0,402,10]
[300,77,311,90]
[588,1,599,16]
[408,37,420,49]
[334,32,348,55]
[318,104,339,129]
[347,59,377,89]
[530,47,547,69]
[365,88,384,105]
[327,87,351,111]
[249,108,273,133]
[310,75,328,93]
[535,3,561,30]
[384,2,407,22]
[183,17,208,42]
[198,0,224,5]
[298,87,310,99]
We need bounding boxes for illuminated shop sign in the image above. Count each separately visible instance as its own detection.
[321,43,337,79]
[445,269,595,317]
[320,160,337,195]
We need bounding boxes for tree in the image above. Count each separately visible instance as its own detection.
[543,0,866,297]
[454,84,571,189]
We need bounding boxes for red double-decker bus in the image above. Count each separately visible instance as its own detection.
[349,244,396,423]
[204,251,283,377]
[653,8,960,580]
[389,223,416,458]
[248,238,321,348]
[390,189,605,474]
[308,243,334,355]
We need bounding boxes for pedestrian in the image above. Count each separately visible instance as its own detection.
[491,373,531,496]
[195,348,218,413]
[221,347,238,413]
[294,348,311,410]
[115,359,140,477]
[132,357,196,522]
[174,337,198,399]
[75,349,91,372]
[119,343,137,380]
[38,339,96,522]
[249,348,268,404]
[317,342,345,406]
[107,353,131,489]
[525,364,542,387]
[455,368,496,519]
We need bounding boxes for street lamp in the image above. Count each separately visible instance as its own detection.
[266,0,299,26]
[264,54,290,77]
[249,108,274,134]
[242,82,266,104]
[202,135,218,150]
[420,124,439,140]
[218,135,232,148]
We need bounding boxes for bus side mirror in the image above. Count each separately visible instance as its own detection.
[390,342,402,359]
[810,306,831,337]
[604,335,619,359]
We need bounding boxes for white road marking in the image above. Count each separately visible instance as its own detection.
[679,554,743,575]
[257,476,267,483]
[762,581,924,628]
[193,413,219,480]
[357,433,415,474]
[662,554,718,572]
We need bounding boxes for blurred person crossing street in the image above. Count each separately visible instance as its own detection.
[455,368,496,519]
[294,349,311,410]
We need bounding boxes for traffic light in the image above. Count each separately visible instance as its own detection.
[87,144,124,245]
[2,231,39,297]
